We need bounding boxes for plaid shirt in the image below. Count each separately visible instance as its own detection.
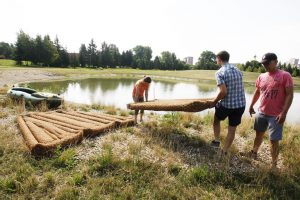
[215,63,246,109]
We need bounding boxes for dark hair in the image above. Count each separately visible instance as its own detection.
[143,76,152,83]
[216,51,230,62]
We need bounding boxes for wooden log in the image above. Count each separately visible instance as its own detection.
[17,116,39,151]
[127,98,213,112]
[26,121,54,143]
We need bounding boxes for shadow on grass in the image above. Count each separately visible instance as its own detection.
[141,113,218,167]
[140,113,300,199]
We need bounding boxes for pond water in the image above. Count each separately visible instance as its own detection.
[24,78,300,124]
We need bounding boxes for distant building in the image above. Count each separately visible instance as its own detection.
[286,58,299,68]
[184,57,193,65]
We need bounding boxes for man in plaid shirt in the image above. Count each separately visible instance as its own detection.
[208,51,246,155]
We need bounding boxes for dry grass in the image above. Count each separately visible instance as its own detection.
[0,87,8,95]
[0,111,8,119]
[104,106,117,115]
[0,97,299,199]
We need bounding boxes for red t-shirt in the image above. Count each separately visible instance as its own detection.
[256,70,293,116]
[132,80,150,98]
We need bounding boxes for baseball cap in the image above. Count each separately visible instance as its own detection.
[260,53,277,64]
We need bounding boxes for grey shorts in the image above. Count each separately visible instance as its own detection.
[254,113,283,141]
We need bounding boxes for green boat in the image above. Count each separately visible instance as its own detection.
[7,87,63,109]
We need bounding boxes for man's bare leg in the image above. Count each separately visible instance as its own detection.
[140,110,144,122]
[223,126,236,153]
[253,131,265,153]
[270,140,279,167]
[213,115,221,141]
[134,110,139,124]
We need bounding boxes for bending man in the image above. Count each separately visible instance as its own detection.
[132,76,152,124]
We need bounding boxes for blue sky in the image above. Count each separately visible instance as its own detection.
[1,0,300,63]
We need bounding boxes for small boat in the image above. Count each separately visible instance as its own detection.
[7,87,63,109]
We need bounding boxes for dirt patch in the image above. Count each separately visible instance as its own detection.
[0,69,64,87]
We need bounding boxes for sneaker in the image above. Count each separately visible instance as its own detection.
[210,140,220,148]
[239,150,258,160]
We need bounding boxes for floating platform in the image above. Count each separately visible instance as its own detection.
[127,98,213,112]
[17,110,134,155]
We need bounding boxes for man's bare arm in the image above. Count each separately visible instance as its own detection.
[208,84,227,107]
[276,87,294,124]
[249,88,260,117]
[213,84,227,104]
[145,89,148,101]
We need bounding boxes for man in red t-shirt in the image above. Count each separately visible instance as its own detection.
[247,53,294,168]
[132,76,151,124]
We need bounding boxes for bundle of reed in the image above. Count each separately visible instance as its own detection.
[17,110,135,155]
[127,98,213,112]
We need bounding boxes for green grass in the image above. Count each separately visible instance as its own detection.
[0,59,16,67]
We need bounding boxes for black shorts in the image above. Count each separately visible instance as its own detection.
[133,97,144,103]
[215,104,245,127]
[133,97,144,114]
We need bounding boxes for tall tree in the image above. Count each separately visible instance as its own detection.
[69,53,79,67]
[120,50,133,67]
[59,48,70,67]
[33,35,44,65]
[87,39,97,67]
[153,56,161,69]
[79,44,88,67]
[196,51,217,70]
[100,42,111,67]
[160,51,173,70]
[41,35,59,66]
[133,45,152,69]
[108,44,120,67]
[51,36,62,66]
[159,51,184,70]
[0,42,15,59]
[15,30,35,65]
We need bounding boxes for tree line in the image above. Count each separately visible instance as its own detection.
[0,31,190,70]
[237,60,300,77]
[195,51,300,77]
[11,31,69,66]
[0,31,299,76]
[78,41,190,70]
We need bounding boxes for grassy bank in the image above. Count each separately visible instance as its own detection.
[0,97,299,199]
[0,59,16,67]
